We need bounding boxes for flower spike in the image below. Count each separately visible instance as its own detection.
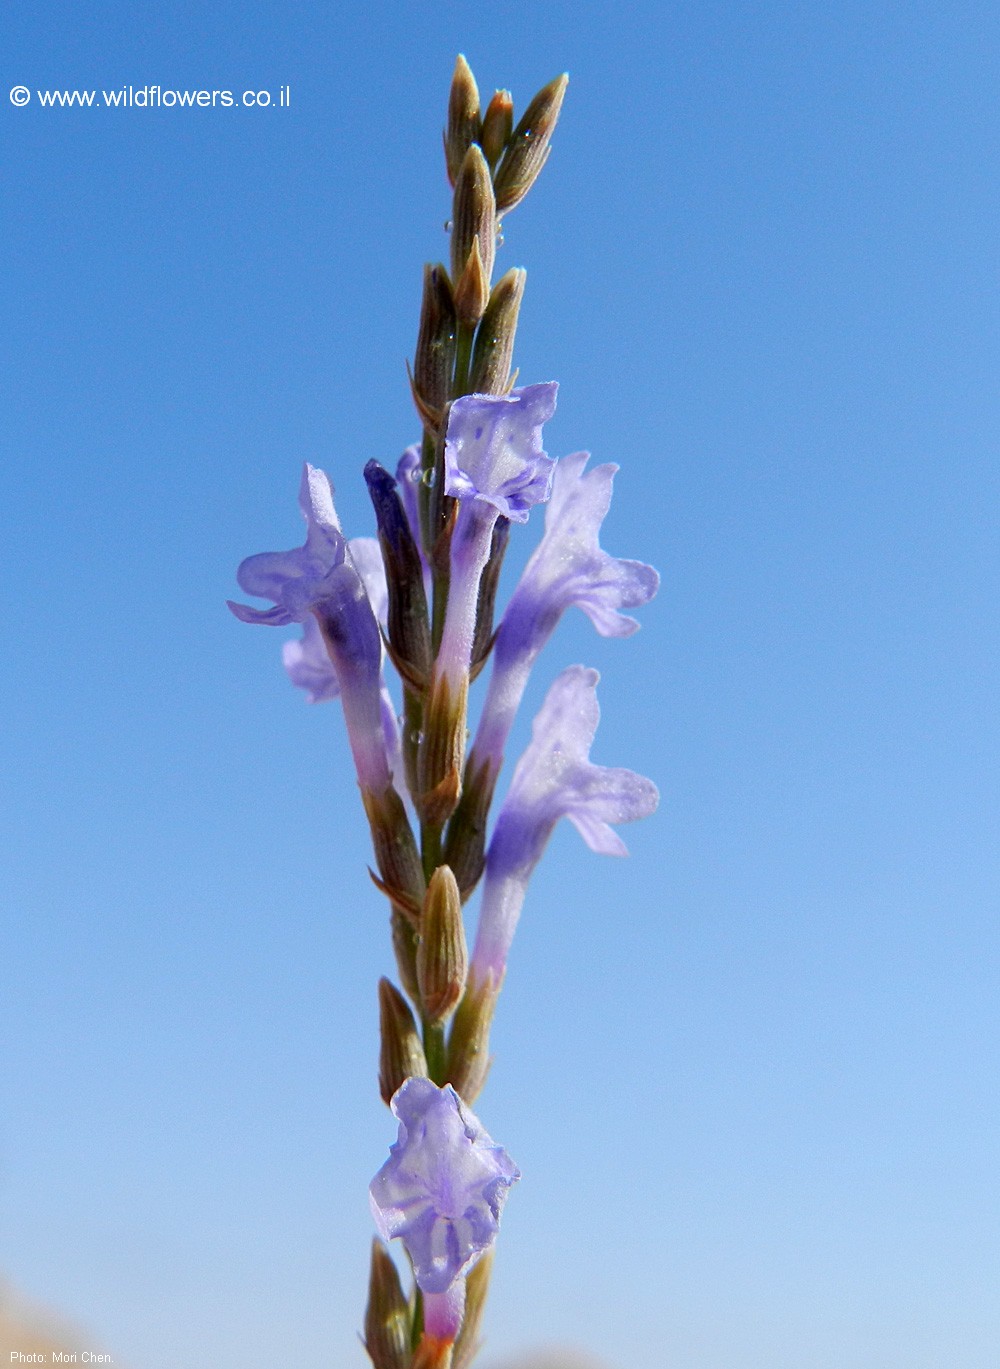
[228,60,665,1362]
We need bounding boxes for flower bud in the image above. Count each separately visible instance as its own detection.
[453,237,490,330]
[364,460,432,682]
[445,974,497,1104]
[445,54,481,187]
[468,269,525,395]
[416,671,467,827]
[413,263,457,423]
[480,89,513,168]
[442,753,500,901]
[363,1238,412,1369]
[417,865,468,1021]
[493,72,568,214]
[362,786,426,917]
[391,906,421,1004]
[450,145,495,299]
[378,977,428,1105]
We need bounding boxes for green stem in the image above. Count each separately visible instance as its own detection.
[431,558,450,654]
[418,429,437,562]
[421,819,443,879]
[422,1017,447,1084]
[402,686,424,803]
[452,322,475,397]
[412,1286,424,1349]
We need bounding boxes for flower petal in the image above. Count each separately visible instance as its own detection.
[228,464,348,624]
[282,615,341,703]
[443,384,558,523]
[506,449,659,643]
[369,1078,519,1296]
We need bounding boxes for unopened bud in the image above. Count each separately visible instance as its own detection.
[416,671,467,826]
[445,54,481,187]
[391,906,421,1004]
[442,752,500,901]
[362,785,426,917]
[450,145,496,297]
[364,1238,411,1369]
[453,1251,493,1369]
[480,89,513,168]
[493,72,568,214]
[364,461,432,681]
[378,977,427,1105]
[468,269,525,395]
[413,263,457,420]
[417,866,468,1021]
[445,974,497,1104]
[453,237,490,330]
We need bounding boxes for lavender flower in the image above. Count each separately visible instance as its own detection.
[228,465,393,793]
[470,665,659,986]
[422,1278,467,1344]
[281,616,341,704]
[228,465,350,625]
[282,537,388,702]
[435,384,557,686]
[444,384,558,521]
[369,1078,519,1305]
[416,385,559,825]
[474,450,659,768]
[282,615,404,790]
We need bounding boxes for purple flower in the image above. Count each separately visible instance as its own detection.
[281,615,340,704]
[369,1077,519,1298]
[228,465,352,626]
[474,451,659,767]
[443,383,558,522]
[344,536,389,622]
[228,465,392,793]
[282,537,387,703]
[471,665,659,985]
[512,450,658,637]
[436,385,557,686]
[282,615,403,786]
[423,1279,467,1343]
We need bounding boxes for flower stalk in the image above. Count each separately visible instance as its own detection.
[230,54,660,1364]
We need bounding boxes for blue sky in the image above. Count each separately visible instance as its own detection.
[3,2,999,1366]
